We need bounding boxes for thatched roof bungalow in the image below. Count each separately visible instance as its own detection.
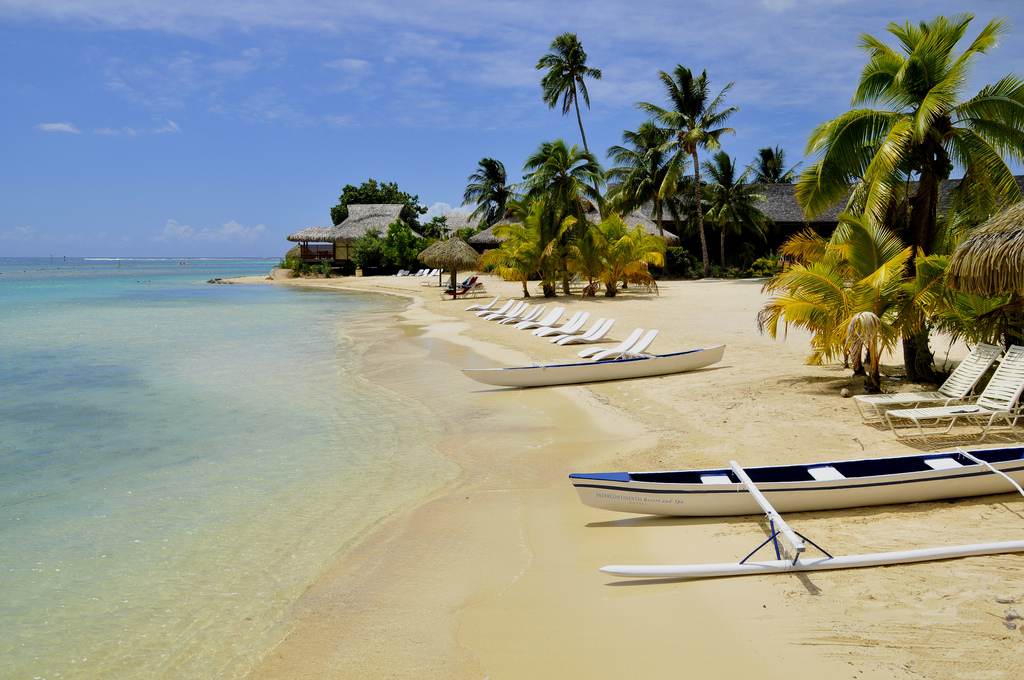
[467,210,679,251]
[286,204,417,262]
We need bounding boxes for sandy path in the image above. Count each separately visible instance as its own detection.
[241,274,1023,679]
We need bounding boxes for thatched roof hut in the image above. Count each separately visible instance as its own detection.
[419,237,480,288]
[949,201,1024,296]
[287,226,338,243]
[334,204,415,241]
[468,216,517,249]
[440,211,479,235]
[584,208,680,244]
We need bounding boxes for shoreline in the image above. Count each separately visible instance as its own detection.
[239,274,1023,680]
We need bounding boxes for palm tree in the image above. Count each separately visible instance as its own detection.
[595,215,666,297]
[639,66,738,277]
[703,151,768,267]
[606,122,686,237]
[536,33,602,153]
[463,158,512,227]
[759,214,910,392]
[750,146,797,183]
[479,202,549,297]
[796,14,1024,379]
[522,139,604,295]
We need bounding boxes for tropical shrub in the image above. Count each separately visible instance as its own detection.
[747,256,780,278]
[662,247,700,279]
[352,229,385,270]
[381,221,424,270]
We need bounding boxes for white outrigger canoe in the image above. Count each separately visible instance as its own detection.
[462,345,725,388]
[574,448,1024,580]
[570,445,1024,516]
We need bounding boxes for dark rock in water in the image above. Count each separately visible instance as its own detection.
[207,278,235,285]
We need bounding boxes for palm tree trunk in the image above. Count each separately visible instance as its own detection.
[720,227,726,268]
[692,150,709,277]
[572,92,589,154]
[521,279,530,297]
[654,198,664,237]
[902,166,941,382]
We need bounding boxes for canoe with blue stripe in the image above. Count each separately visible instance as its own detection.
[570,445,1024,516]
[462,345,725,388]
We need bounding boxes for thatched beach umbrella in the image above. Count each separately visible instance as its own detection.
[418,237,480,290]
[949,201,1024,296]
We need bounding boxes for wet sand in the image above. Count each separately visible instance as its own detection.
[239,274,1024,679]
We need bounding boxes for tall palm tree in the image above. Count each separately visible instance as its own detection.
[463,158,512,227]
[536,33,602,153]
[606,122,686,237]
[796,14,1024,380]
[639,66,738,277]
[703,151,768,267]
[522,139,604,295]
[750,146,797,183]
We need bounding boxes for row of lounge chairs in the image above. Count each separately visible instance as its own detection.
[465,297,657,361]
[396,268,440,277]
[855,343,1024,440]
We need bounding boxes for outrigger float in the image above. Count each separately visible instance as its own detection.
[584,450,1024,580]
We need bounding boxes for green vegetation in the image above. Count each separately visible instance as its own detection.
[330,179,427,228]
[750,146,797,184]
[537,33,602,153]
[463,159,512,227]
[763,12,1024,389]
[352,222,428,273]
[702,151,768,267]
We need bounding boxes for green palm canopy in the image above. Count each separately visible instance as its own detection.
[948,201,1024,296]
[536,33,602,153]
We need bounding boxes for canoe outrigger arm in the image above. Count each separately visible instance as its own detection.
[599,453,1024,580]
[730,461,832,565]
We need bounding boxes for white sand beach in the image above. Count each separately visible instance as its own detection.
[238,274,1024,680]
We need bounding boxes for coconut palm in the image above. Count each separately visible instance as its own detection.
[758,214,910,391]
[606,122,686,237]
[593,214,666,297]
[536,33,602,153]
[522,139,604,295]
[463,158,512,227]
[479,203,549,297]
[750,146,798,183]
[703,151,768,267]
[638,66,738,277]
[796,14,1024,379]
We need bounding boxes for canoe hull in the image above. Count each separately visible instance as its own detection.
[462,345,725,388]
[571,446,1024,516]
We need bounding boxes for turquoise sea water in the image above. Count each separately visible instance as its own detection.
[0,259,451,678]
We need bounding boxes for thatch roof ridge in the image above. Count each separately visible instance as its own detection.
[949,200,1024,297]
[418,237,480,270]
[287,226,337,243]
[333,203,416,241]
[468,216,517,247]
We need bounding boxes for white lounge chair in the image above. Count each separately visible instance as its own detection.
[477,300,515,318]
[885,345,1024,439]
[484,301,527,322]
[553,318,613,345]
[515,307,564,330]
[466,295,499,312]
[591,329,659,361]
[578,328,644,359]
[533,311,589,337]
[854,343,1002,422]
[499,304,545,325]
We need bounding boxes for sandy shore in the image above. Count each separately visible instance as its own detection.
[236,273,1024,679]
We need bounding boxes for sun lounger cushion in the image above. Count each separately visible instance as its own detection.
[700,474,732,485]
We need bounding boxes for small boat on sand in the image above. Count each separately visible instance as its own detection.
[462,345,725,388]
[570,445,1024,517]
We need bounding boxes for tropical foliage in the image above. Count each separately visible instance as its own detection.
[606,122,685,236]
[702,151,768,266]
[638,66,738,278]
[536,33,602,153]
[330,179,426,227]
[750,146,797,183]
[479,201,550,297]
[463,158,512,227]
[794,13,1024,379]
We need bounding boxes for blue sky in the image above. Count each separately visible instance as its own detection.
[2,0,1024,257]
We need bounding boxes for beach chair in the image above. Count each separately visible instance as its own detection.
[477,300,514,318]
[498,304,545,325]
[885,345,1024,440]
[853,343,1003,422]
[552,318,612,344]
[578,328,644,359]
[466,295,499,312]
[443,276,477,297]
[591,329,659,361]
[484,301,527,321]
[514,307,565,330]
[533,311,589,337]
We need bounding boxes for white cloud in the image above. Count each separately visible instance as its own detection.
[0,225,40,241]
[157,219,267,242]
[154,120,180,133]
[325,57,370,73]
[424,202,472,219]
[92,120,179,136]
[323,114,353,127]
[36,122,80,134]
